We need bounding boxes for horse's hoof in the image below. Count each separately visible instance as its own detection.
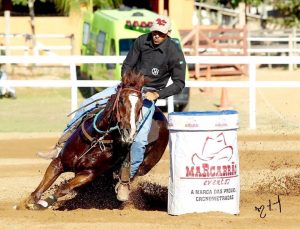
[25,195,57,210]
[26,202,47,210]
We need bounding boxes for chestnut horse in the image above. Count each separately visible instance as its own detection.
[25,71,169,210]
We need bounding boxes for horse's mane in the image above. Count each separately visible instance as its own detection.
[98,71,145,125]
[121,70,145,90]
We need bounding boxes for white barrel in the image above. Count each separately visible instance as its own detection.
[168,110,240,215]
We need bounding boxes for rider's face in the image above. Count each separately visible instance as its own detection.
[152,31,168,45]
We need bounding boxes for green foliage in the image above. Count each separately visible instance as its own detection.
[11,0,28,6]
[54,0,123,13]
[273,0,300,27]
[93,0,123,9]
[11,0,46,7]
[222,0,264,8]
[53,0,73,14]
[199,0,300,27]
[198,0,265,8]
[6,0,123,14]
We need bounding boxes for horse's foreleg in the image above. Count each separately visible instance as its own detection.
[54,170,96,198]
[29,158,63,204]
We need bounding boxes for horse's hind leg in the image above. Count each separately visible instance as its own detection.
[54,170,97,198]
[26,158,63,208]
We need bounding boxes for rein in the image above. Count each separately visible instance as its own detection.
[67,96,110,117]
[79,85,143,160]
[93,86,142,133]
[93,109,119,134]
[78,111,115,161]
[77,134,113,161]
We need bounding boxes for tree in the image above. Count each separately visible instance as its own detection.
[28,0,36,54]
[53,0,123,14]
[226,0,300,27]
[272,0,300,27]
[3,0,38,54]
[200,0,300,27]
[0,0,123,53]
[0,0,123,14]
[218,0,265,9]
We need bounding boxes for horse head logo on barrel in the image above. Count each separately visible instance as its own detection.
[21,71,169,210]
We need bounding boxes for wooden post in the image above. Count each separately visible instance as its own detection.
[4,11,11,72]
[28,0,36,56]
[158,0,164,15]
[242,26,248,75]
[238,2,246,28]
[288,33,293,72]
[70,34,75,55]
[293,27,296,70]
[195,25,200,79]
[217,10,222,25]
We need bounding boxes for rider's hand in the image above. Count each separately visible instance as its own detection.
[144,91,159,101]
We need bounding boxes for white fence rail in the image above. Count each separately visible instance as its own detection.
[1,55,300,130]
[0,33,74,55]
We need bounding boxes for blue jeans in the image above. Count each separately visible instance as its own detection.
[65,86,155,178]
[130,99,155,177]
[65,86,117,131]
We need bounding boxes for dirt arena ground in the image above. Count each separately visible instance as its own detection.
[1,69,300,228]
[0,133,300,229]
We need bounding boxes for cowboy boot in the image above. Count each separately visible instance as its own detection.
[116,153,131,202]
[36,143,64,160]
[37,118,82,160]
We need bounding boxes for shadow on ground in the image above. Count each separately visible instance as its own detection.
[52,175,168,211]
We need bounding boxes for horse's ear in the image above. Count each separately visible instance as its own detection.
[122,70,145,90]
[121,71,129,85]
[122,70,137,85]
[137,72,146,89]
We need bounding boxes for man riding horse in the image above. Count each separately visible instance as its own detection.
[38,15,186,202]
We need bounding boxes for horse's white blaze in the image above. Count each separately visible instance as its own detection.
[129,93,138,139]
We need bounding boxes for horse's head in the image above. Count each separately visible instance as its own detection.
[113,71,145,143]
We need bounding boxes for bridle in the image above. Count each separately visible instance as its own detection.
[112,85,142,123]
[91,85,143,135]
[79,86,143,160]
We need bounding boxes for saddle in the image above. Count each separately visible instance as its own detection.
[78,106,165,188]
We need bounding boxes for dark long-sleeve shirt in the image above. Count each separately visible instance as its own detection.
[121,33,186,99]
